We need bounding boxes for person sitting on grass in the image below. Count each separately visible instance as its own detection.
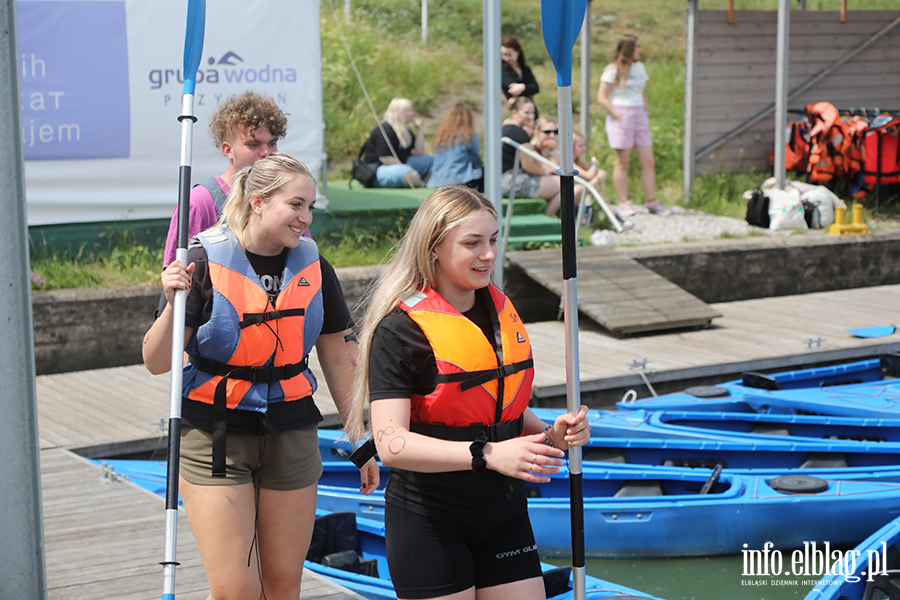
[427,103,484,192]
[501,97,583,216]
[360,97,434,189]
[573,132,607,189]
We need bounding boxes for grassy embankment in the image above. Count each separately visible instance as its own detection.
[31,0,897,289]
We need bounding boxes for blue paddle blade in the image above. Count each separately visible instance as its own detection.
[847,325,896,339]
[182,0,207,96]
[540,0,588,87]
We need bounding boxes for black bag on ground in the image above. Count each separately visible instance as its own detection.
[745,189,771,228]
[349,143,378,189]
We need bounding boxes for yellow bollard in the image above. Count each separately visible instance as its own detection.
[827,203,868,235]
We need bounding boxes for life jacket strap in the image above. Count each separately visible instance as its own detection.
[190,355,310,384]
[410,415,524,443]
[436,358,534,392]
[189,354,310,477]
[240,308,305,329]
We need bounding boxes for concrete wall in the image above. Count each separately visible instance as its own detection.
[32,230,900,374]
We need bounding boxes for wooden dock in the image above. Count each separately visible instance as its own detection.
[35,283,900,596]
[37,353,356,600]
[528,284,900,402]
[508,246,721,335]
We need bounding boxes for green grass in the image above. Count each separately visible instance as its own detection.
[32,0,900,289]
[29,224,408,290]
[30,232,164,291]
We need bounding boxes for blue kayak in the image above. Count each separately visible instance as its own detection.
[312,460,900,558]
[803,514,900,600]
[90,458,900,558]
[317,428,900,475]
[531,407,900,446]
[84,459,664,599]
[615,356,900,417]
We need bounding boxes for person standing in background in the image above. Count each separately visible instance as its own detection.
[163,91,292,268]
[501,37,540,111]
[597,34,671,218]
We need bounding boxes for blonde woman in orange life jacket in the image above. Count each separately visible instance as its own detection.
[345,185,591,600]
[143,153,379,600]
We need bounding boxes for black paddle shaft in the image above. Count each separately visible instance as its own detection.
[558,174,577,281]
[176,164,193,250]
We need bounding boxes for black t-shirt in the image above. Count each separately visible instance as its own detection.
[361,122,414,165]
[501,123,533,173]
[369,289,527,522]
[157,245,353,434]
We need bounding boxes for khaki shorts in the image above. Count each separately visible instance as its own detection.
[179,425,323,491]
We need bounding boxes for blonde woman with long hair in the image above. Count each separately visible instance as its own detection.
[346,185,590,600]
[360,97,434,188]
[597,34,670,217]
[143,153,378,600]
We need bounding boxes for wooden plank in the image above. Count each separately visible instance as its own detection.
[525,284,900,401]
[36,353,339,453]
[41,448,362,600]
[507,247,720,336]
[695,83,900,109]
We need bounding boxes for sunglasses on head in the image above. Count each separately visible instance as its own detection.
[541,129,559,135]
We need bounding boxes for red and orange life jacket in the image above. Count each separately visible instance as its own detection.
[807,102,851,183]
[398,285,533,431]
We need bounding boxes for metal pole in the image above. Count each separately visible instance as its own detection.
[0,1,48,597]
[422,0,428,45]
[579,1,591,144]
[774,0,790,189]
[483,0,503,282]
[683,0,698,203]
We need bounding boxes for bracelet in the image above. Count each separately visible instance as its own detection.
[542,425,556,448]
[469,432,488,474]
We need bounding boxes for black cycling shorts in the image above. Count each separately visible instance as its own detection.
[384,503,543,599]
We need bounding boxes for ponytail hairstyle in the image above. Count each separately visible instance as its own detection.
[345,185,498,441]
[217,152,314,240]
[611,34,639,88]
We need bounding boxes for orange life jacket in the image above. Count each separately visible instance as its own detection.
[184,226,322,410]
[806,102,851,183]
[398,285,533,435]
[844,115,868,178]
[770,119,811,172]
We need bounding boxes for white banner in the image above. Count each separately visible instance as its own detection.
[18,0,323,225]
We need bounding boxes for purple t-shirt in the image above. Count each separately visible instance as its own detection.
[163,177,227,267]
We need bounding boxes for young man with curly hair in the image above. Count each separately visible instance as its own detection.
[163,91,290,267]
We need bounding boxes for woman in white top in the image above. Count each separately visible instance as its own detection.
[597,34,670,217]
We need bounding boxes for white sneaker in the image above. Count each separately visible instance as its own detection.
[646,201,672,217]
[617,200,636,217]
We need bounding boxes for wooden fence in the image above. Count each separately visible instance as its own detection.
[685,10,900,181]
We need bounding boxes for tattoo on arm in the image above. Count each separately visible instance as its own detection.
[388,436,406,455]
[376,426,395,442]
[376,425,406,455]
